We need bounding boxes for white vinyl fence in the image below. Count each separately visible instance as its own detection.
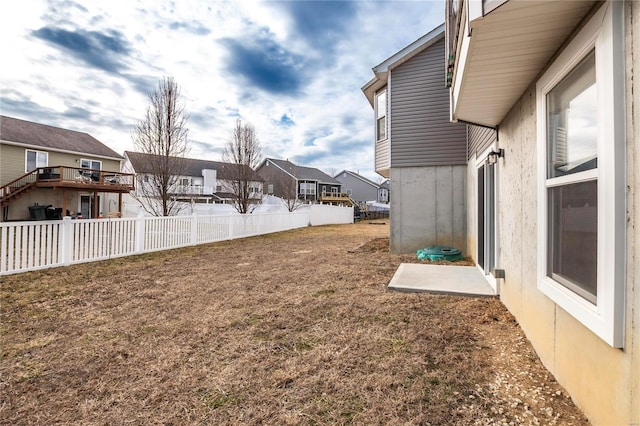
[1,206,353,275]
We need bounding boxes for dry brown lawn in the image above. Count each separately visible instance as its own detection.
[0,221,588,425]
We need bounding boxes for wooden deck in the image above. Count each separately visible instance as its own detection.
[1,166,135,210]
[318,192,354,206]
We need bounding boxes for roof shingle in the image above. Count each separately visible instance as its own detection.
[0,115,122,159]
[125,151,264,182]
[264,158,341,184]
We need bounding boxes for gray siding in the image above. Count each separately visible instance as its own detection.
[334,172,378,202]
[467,125,498,159]
[390,38,467,167]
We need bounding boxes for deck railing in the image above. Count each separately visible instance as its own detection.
[0,206,354,275]
[37,166,135,189]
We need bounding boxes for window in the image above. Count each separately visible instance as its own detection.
[81,159,101,170]
[375,90,387,141]
[536,2,625,347]
[546,51,598,304]
[299,182,316,195]
[25,150,47,172]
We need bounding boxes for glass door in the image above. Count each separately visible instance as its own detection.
[80,195,101,218]
[477,163,496,276]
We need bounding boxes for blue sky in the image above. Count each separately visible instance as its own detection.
[1,0,444,181]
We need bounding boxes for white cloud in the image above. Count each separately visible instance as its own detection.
[1,0,443,182]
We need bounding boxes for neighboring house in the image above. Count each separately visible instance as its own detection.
[377,179,389,204]
[123,151,263,205]
[446,1,638,424]
[362,25,468,252]
[334,170,385,204]
[256,158,350,205]
[0,116,134,221]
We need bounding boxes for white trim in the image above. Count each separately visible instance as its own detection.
[3,140,122,161]
[452,9,472,121]
[475,144,500,295]
[375,89,388,142]
[536,2,625,348]
[545,169,598,188]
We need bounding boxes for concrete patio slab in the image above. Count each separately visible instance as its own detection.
[388,263,497,297]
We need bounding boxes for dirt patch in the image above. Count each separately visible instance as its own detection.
[0,222,588,425]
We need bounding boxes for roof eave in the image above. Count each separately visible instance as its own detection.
[449,0,598,126]
[362,24,445,107]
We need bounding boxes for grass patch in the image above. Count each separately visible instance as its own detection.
[0,223,588,425]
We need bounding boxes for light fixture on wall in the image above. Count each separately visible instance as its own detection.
[487,148,504,165]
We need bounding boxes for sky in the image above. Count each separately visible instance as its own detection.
[1,0,444,182]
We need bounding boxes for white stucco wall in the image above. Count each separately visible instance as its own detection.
[484,3,639,421]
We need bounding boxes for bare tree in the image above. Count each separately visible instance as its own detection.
[276,165,304,212]
[222,119,262,214]
[131,77,189,216]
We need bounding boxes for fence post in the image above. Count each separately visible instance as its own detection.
[135,213,145,254]
[190,213,197,245]
[61,216,73,266]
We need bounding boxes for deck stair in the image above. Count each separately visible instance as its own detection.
[1,170,39,208]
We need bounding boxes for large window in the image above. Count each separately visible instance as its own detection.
[375,90,387,141]
[536,2,625,347]
[546,51,598,304]
[25,150,47,172]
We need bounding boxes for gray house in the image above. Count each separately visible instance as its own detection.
[362,25,467,252]
[333,170,382,204]
[256,158,350,205]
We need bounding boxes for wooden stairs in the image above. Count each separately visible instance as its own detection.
[1,170,39,209]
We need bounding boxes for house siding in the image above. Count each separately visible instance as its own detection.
[256,162,296,199]
[334,172,378,203]
[467,125,497,160]
[390,38,467,167]
[1,143,122,186]
[375,137,390,177]
[0,144,26,186]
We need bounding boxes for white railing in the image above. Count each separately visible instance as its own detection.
[174,185,214,195]
[0,206,352,275]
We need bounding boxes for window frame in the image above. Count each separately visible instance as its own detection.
[375,89,387,142]
[536,2,625,348]
[80,158,102,171]
[25,149,48,172]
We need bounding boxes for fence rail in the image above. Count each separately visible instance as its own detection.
[0,206,353,275]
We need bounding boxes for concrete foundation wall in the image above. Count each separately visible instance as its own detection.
[390,165,466,254]
[487,3,639,422]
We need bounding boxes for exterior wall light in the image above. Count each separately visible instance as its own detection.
[487,148,504,164]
